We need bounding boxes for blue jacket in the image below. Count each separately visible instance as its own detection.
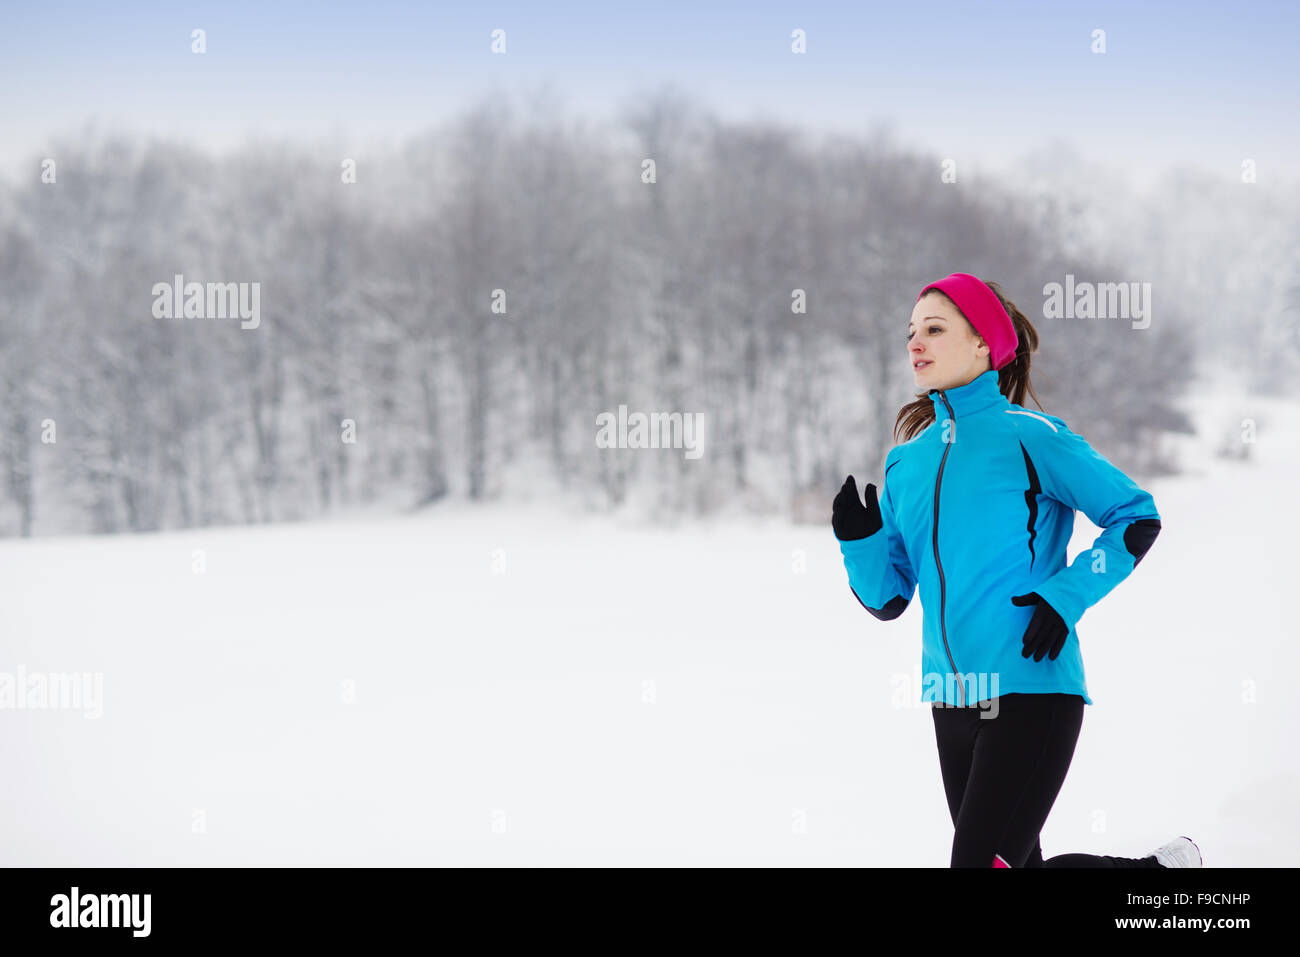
[837,369,1161,707]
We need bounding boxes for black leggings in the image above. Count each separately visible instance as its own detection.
[931,692,1162,868]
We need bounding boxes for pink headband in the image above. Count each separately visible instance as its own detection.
[916,272,1018,371]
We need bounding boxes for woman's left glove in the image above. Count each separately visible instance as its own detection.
[1011,592,1068,662]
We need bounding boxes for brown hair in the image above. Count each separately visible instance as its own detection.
[893,280,1045,443]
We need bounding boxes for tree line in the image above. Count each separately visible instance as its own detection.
[0,93,1196,537]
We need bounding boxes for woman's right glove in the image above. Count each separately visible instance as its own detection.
[833,474,883,541]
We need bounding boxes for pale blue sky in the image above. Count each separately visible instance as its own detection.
[1,0,1296,182]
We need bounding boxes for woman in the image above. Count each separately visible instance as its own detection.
[831,272,1201,869]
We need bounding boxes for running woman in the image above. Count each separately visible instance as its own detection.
[832,272,1201,868]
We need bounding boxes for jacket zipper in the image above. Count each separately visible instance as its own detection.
[933,390,964,707]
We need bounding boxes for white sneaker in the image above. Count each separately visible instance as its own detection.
[1151,836,1202,868]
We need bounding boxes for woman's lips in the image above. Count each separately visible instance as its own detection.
[914,360,932,370]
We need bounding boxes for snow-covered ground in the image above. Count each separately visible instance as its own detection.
[1,373,1296,866]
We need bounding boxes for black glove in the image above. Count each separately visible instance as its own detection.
[1011,592,1068,662]
[833,474,883,542]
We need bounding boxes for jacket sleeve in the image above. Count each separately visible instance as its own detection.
[1017,414,1162,632]
[837,448,918,621]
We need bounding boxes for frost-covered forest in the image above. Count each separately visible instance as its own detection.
[1,93,1296,538]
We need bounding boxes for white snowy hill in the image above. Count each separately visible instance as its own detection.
[0,369,1295,866]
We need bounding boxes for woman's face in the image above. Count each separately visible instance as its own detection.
[908,292,991,392]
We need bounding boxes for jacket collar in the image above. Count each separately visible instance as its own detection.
[928,369,1006,418]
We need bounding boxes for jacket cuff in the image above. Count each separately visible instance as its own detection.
[837,529,884,553]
